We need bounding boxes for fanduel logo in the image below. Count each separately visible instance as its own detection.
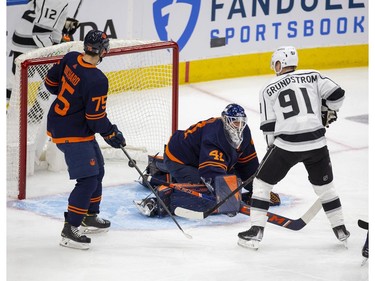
[153,0,200,51]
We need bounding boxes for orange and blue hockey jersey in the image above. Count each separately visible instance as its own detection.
[165,117,259,184]
[44,51,113,143]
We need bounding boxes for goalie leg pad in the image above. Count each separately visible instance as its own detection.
[215,175,241,215]
[170,184,215,214]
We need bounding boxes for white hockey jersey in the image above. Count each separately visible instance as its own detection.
[10,0,69,53]
[259,69,345,152]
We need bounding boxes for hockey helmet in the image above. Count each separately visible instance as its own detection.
[84,30,110,56]
[221,104,247,148]
[270,46,298,75]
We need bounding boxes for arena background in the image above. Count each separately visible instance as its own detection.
[6,0,368,83]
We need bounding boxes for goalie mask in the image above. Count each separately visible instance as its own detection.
[270,46,298,75]
[84,30,110,60]
[221,104,247,149]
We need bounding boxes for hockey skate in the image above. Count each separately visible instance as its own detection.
[333,225,350,248]
[133,198,157,217]
[80,213,111,234]
[60,222,91,250]
[237,226,264,250]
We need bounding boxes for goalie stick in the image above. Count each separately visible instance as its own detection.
[160,182,215,201]
[121,147,192,239]
[175,199,322,231]
[167,180,322,231]
[146,178,321,231]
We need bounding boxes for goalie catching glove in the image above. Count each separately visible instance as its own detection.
[101,125,126,148]
[321,100,338,128]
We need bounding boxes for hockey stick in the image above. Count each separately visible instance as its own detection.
[167,179,322,231]
[175,197,322,231]
[239,200,322,231]
[121,147,192,239]
[167,183,215,201]
[139,173,321,231]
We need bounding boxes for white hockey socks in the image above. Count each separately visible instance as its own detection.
[313,182,345,228]
[250,178,273,227]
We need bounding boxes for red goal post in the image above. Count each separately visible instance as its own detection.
[7,39,179,200]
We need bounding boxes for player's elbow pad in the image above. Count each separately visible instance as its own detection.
[325,88,345,111]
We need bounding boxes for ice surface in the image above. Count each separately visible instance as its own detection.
[6,68,370,280]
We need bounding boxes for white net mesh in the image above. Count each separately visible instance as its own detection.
[7,39,178,199]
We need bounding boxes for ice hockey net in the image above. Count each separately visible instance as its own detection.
[7,39,179,199]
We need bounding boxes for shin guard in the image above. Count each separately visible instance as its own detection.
[250,178,273,227]
[313,182,345,228]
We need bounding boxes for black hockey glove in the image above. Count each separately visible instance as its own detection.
[321,110,337,127]
[63,18,80,36]
[321,100,337,128]
[101,125,126,148]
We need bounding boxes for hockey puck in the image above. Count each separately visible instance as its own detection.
[128,160,136,167]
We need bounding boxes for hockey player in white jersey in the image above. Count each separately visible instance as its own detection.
[7,0,79,112]
[237,46,349,250]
